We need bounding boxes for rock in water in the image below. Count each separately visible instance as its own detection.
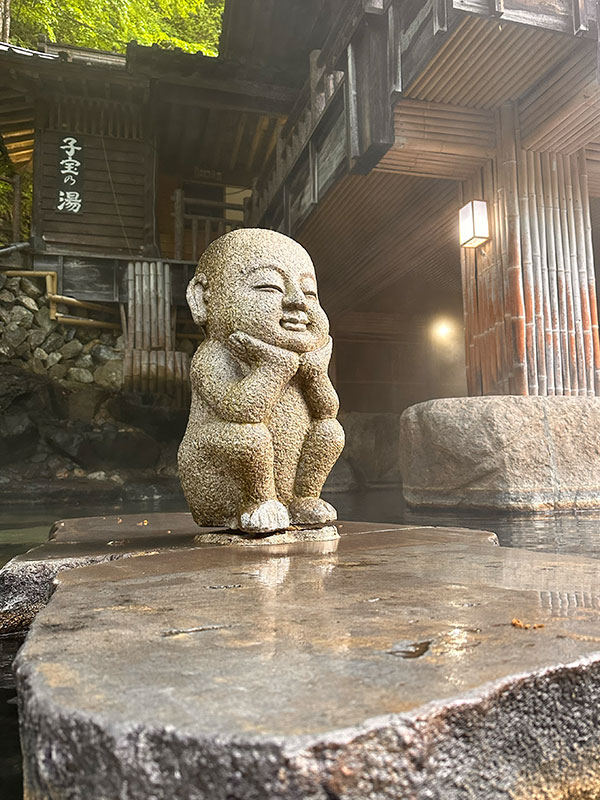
[400,396,600,511]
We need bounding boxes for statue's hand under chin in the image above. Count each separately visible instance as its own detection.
[298,336,333,377]
[228,331,300,373]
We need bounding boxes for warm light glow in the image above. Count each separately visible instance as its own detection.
[459,200,490,248]
[431,318,454,341]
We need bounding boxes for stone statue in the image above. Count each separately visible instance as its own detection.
[178,228,345,534]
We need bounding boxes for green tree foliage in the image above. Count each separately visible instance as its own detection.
[0,151,32,245]
[10,0,224,55]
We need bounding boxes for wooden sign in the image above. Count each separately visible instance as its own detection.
[57,135,83,214]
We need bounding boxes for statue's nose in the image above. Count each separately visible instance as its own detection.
[283,285,307,310]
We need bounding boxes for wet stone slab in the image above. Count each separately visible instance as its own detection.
[0,514,496,634]
[14,526,600,800]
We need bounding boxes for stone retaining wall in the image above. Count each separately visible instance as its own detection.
[0,273,124,389]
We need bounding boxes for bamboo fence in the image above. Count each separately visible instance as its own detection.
[461,106,599,397]
[123,260,191,405]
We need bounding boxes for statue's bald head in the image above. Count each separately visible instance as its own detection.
[195,228,314,284]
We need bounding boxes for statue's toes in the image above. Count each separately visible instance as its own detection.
[289,497,337,526]
[239,500,290,534]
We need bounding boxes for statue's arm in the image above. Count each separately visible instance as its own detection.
[298,338,339,419]
[194,337,299,424]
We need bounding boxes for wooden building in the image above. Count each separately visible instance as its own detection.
[1,0,599,412]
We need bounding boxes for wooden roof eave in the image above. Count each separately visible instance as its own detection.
[126,44,298,118]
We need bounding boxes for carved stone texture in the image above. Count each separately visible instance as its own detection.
[400,396,600,511]
[178,229,345,534]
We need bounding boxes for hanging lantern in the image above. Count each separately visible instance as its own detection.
[459,200,490,248]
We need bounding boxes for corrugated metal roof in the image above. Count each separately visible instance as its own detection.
[0,41,58,60]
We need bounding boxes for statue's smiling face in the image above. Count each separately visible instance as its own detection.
[206,231,329,353]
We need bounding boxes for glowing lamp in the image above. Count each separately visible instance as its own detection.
[431,318,454,342]
[459,200,490,248]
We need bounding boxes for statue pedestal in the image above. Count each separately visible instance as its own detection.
[14,522,600,799]
[400,395,600,511]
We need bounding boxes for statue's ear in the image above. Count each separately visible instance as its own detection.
[186,272,209,326]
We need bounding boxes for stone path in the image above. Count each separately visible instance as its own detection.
[14,520,600,799]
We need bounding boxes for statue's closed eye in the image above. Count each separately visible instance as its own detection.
[255,283,284,293]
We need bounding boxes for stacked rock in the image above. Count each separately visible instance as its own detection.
[0,273,123,389]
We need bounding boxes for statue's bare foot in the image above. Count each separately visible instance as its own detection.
[288,496,337,526]
[239,499,290,534]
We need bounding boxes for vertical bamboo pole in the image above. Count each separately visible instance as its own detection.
[541,152,563,394]
[493,152,510,394]
[134,261,143,351]
[518,148,538,394]
[500,104,527,395]
[578,150,600,394]
[485,158,503,394]
[550,154,570,394]
[141,349,149,394]
[157,261,165,350]
[557,156,579,395]
[149,350,157,394]
[534,153,555,394]
[157,350,165,396]
[133,349,141,393]
[150,261,158,350]
[141,261,150,351]
[164,263,172,352]
[527,151,547,395]
[497,158,512,393]
[571,153,594,395]
[563,154,586,395]
[127,262,135,351]
[166,350,175,399]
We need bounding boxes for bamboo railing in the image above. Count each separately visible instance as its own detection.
[461,104,600,397]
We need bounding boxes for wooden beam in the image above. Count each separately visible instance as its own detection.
[489,0,505,16]
[154,83,294,117]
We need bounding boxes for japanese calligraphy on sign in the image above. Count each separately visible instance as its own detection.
[57,136,83,214]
